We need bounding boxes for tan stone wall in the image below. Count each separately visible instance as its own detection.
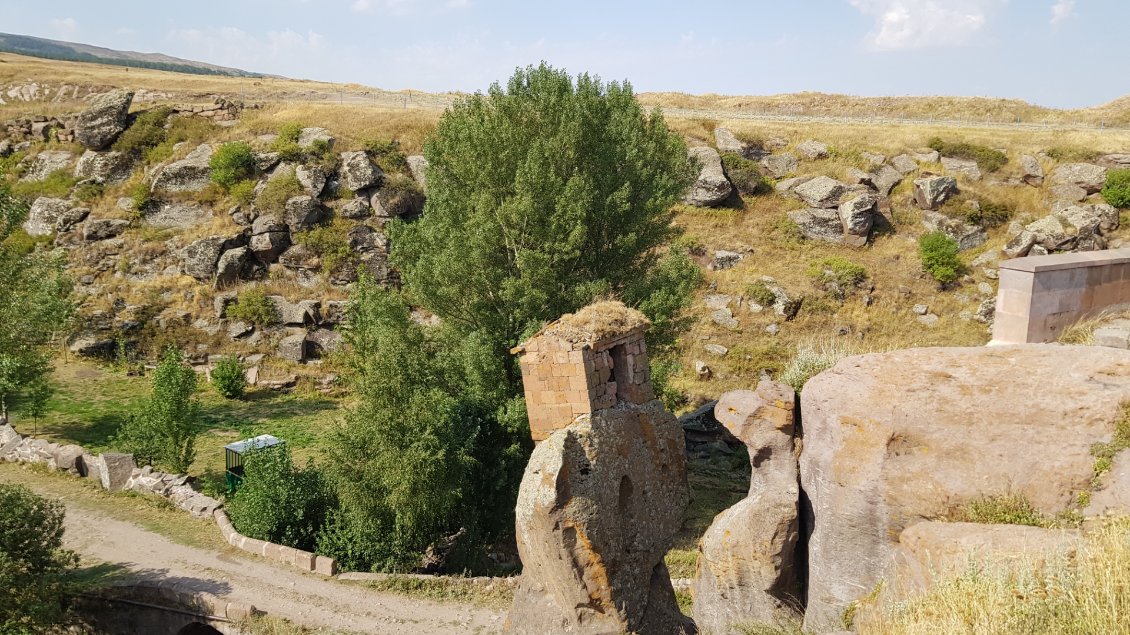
[992,249,1130,343]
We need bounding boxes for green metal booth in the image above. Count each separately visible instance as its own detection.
[224,434,282,493]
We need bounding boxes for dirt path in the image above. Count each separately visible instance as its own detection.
[7,476,506,634]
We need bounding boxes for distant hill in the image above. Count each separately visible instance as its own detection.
[0,32,266,78]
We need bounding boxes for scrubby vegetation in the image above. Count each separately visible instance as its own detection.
[226,444,332,553]
[8,169,78,200]
[364,137,407,173]
[294,221,352,274]
[209,141,256,189]
[927,137,1008,172]
[918,231,963,285]
[226,287,280,327]
[112,106,173,159]
[808,257,867,290]
[1102,169,1130,209]
[720,152,770,196]
[952,494,1050,528]
[115,348,202,473]
[211,355,246,399]
[255,168,304,214]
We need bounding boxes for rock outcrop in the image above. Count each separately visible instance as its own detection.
[505,400,693,635]
[798,345,1130,631]
[912,176,957,210]
[151,144,214,193]
[74,89,133,150]
[693,383,801,633]
[24,197,88,236]
[20,150,75,182]
[685,146,733,207]
[1051,163,1107,194]
[74,150,132,184]
[338,151,382,191]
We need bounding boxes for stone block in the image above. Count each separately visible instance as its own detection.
[277,545,297,565]
[315,555,338,576]
[294,549,317,571]
[240,537,266,554]
[98,453,136,492]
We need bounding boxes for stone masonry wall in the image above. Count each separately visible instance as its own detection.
[992,248,1130,343]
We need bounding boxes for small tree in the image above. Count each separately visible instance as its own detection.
[117,348,201,473]
[1102,169,1130,209]
[226,288,280,328]
[0,179,74,420]
[918,231,963,285]
[211,355,246,400]
[21,377,52,435]
[209,142,256,190]
[0,484,80,633]
[226,444,332,553]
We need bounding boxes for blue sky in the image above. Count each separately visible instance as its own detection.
[3,1,1126,108]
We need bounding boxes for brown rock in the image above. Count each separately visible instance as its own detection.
[505,400,693,635]
[693,382,801,633]
[798,345,1130,631]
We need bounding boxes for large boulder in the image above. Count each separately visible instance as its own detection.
[795,140,829,160]
[82,218,130,241]
[1020,154,1044,186]
[145,202,211,229]
[98,453,137,492]
[277,331,309,363]
[74,89,133,150]
[214,246,254,288]
[788,208,844,243]
[151,144,213,193]
[23,198,88,236]
[890,154,919,175]
[870,165,903,196]
[685,146,733,207]
[1025,215,1073,251]
[296,164,328,197]
[1051,163,1108,194]
[297,127,334,149]
[715,127,763,159]
[693,383,801,633]
[941,156,982,181]
[794,176,846,209]
[760,153,799,179]
[282,195,322,233]
[912,176,957,210]
[20,151,76,182]
[74,150,132,184]
[505,400,692,635]
[838,192,878,246]
[181,235,244,282]
[920,210,987,251]
[249,214,290,262]
[338,151,383,191]
[798,345,1130,631]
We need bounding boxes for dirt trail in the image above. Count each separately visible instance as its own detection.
[10,478,505,634]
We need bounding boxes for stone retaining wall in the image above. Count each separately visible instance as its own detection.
[992,249,1130,343]
[0,423,337,576]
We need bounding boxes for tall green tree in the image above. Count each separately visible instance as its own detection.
[116,348,201,473]
[0,182,74,421]
[0,484,80,634]
[328,64,700,572]
[390,62,697,370]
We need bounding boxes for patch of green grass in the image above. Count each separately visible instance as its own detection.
[675,588,694,617]
[927,137,1008,172]
[808,257,867,289]
[256,168,304,215]
[352,575,514,609]
[951,493,1050,528]
[1045,146,1101,163]
[1091,402,1130,484]
[9,169,78,200]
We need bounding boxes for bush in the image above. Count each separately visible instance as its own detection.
[129,181,152,216]
[1102,169,1130,209]
[307,139,338,172]
[720,152,770,196]
[112,106,173,159]
[142,116,216,165]
[294,222,352,274]
[228,179,257,206]
[807,257,867,290]
[0,484,80,632]
[1046,146,1101,163]
[255,168,303,215]
[277,122,303,144]
[918,231,963,285]
[211,355,246,399]
[227,288,279,328]
[952,494,1049,527]
[373,174,424,219]
[226,444,332,553]
[272,123,305,162]
[115,348,201,473]
[364,138,407,173]
[780,341,861,392]
[9,170,78,200]
[964,200,1013,228]
[72,181,104,203]
[927,137,1008,173]
[209,142,256,190]
[746,282,778,308]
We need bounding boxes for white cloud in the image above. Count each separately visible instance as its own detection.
[165,27,328,76]
[848,0,1005,50]
[1050,0,1076,25]
[49,17,78,40]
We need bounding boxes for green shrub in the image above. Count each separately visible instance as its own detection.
[226,444,333,553]
[1046,146,1101,163]
[720,152,770,196]
[918,231,963,285]
[129,181,152,215]
[946,198,1014,228]
[227,287,279,327]
[228,179,257,206]
[211,355,246,399]
[72,181,104,203]
[294,222,352,274]
[9,170,78,200]
[364,138,407,173]
[1102,169,1130,209]
[141,115,216,165]
[2,227,52,257]
[927,137,1008,173]
[0,484,80,631]
[952,494,1049,527]
[746,282,778,308]
[115,348,201,473]
[277,122,303,144]
[272,123,305,162]
[209,142,256,190]
[308,139,337,172]
[112,106,173,158]
[808,257,868,289]
[255,168,303,215]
